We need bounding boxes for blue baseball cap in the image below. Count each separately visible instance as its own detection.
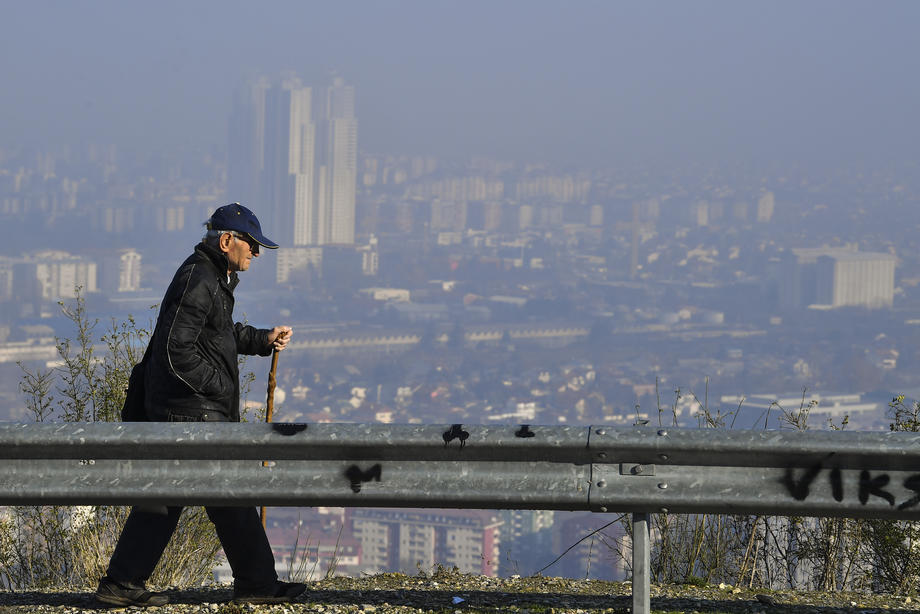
[207,203,279,249]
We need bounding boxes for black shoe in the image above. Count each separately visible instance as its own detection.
[96,575,169,607]
[233,580,307,604]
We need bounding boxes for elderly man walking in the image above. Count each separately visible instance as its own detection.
[96,203,306,607]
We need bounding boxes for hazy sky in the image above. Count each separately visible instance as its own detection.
[2,1,919,167]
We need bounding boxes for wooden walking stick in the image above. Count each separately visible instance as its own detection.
[260,344,281,528]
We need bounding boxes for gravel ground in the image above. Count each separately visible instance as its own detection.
[2,572,920,614]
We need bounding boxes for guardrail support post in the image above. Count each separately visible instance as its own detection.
[632,512,650,614]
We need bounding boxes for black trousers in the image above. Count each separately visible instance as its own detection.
[106,505,277,592]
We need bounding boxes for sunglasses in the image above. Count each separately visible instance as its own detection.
[227,231,260,254]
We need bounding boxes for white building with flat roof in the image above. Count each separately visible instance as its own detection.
[780,248,896,310]
[29,250,97,300]
[100,249,142,293]
[815,252,896,309]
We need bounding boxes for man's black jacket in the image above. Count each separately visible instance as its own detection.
[144,243,272,422]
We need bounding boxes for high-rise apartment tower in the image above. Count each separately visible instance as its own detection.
[320,76,358,245]
[229,74,357,247]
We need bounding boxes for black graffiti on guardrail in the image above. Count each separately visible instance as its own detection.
[345,464,382,493]
[272,423,307,436]
[781,464,919,508]
[443,424,469,449]
[515,425,535,438]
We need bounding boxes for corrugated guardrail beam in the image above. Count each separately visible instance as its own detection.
[3,422,920,469]
[0,422,595,463]
[2,422,920,519]
[0,459,592,509]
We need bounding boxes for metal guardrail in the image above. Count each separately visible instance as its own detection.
[3,422,920,613]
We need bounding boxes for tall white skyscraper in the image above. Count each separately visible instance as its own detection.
[322,76,358,245]
[263,76,315,246]
[229,74,357,248]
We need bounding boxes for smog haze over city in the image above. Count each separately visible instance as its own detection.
[3,0,920,581]
[4,1,919,167]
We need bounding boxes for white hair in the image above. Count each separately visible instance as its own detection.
[202,228,226,248]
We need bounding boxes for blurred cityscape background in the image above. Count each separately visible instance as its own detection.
[2,0,920,582]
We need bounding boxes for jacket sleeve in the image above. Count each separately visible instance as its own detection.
[235,323,273,357]
[165,266,228,396]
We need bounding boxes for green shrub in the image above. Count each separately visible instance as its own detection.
[0,290,223,590]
